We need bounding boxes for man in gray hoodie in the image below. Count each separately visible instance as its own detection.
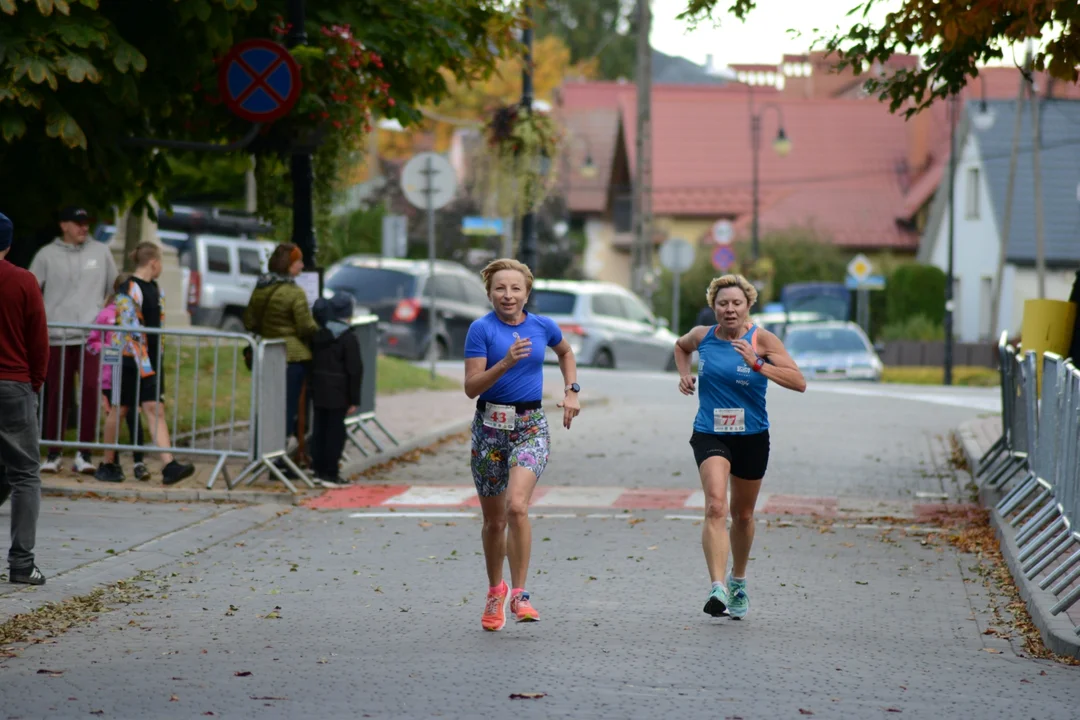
[29,206,118,475]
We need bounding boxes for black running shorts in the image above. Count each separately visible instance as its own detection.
[689,430,770,480]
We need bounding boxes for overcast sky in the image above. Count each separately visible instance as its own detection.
[649,0,1033,71]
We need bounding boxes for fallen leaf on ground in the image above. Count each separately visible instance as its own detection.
[798,710,814,716]
[1020,678,1031,683]
[509,692,546,700]
[418,521,432,528]
[37,668,63,677]
[250,696,289,700]
[234,671,253,677]
[170,695,179,702]
[855,581,868,585]
[983,648,1002,654]
[886,709,902,713]
[628,518,645,526]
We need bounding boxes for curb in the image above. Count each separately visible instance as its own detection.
[0,504,283,623]
[958,419,1080,659]
[41,483,302,506]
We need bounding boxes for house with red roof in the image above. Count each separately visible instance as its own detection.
[556,53,1080,289]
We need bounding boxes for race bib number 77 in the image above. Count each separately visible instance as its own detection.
[713,408,745,433]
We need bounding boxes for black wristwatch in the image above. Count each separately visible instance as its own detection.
[565,383,580,394]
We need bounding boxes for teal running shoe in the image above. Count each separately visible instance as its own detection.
[726,572,749,619]
[703,584,729,617]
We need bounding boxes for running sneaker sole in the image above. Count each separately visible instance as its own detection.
[515,612,539,623]
[703,596,729,617]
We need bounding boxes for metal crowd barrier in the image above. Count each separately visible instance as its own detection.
[42,319,398,494]
[42,323,259,489]
[341,316,398,461]
[975,337,1080,636]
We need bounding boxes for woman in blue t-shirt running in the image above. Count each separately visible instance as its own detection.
[673,274,806,620]
[464,258,581,632]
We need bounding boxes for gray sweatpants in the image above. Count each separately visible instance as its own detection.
[0,381,41,571]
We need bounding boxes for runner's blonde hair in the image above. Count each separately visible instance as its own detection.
[706,274,758,309]
[480,258,534,294]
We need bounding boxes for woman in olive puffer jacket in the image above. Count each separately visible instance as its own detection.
[244,243,319,439]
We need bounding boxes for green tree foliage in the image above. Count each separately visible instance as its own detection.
[534,0,638,81]
[885,263,947,327]
[678,0,1080,114]
[0,0,519,260]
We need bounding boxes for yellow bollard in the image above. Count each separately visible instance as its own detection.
[1020,299,1077,394]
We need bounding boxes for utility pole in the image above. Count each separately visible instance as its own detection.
[990,46,1030,337]
[1030,54,1047,299]
[631,0,652,298]
[517,2,537,273]
[287,0,316,269]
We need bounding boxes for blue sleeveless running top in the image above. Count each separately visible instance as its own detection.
[693,325,769,435]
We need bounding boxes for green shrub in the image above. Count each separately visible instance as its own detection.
[880,314,945,341]
[885,263,946,326]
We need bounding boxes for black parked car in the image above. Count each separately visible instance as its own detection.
[324,256,492,360]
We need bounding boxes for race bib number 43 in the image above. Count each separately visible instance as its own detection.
[713,408,745,433]
[483,403,516,431]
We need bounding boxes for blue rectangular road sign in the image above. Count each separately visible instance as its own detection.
[462,217,505,236]
[845,274,886,290]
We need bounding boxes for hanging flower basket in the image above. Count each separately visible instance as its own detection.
[476,104,562,217]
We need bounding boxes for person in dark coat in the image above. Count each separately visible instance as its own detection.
[309,294,363,488]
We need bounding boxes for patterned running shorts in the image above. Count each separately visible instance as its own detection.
[469,408,550,497]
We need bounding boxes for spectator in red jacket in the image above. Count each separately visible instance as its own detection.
[0,211,49,585]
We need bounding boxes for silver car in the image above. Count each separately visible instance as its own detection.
[783,321,884,381]
[530,280,680,371]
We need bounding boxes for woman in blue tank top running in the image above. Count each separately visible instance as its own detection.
[673,274,806,619]
[464,259,581,632]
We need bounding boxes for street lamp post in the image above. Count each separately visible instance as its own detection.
[749,101,791,263]
[944,94,958,386]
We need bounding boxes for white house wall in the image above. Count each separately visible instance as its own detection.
[928,132,1002,342]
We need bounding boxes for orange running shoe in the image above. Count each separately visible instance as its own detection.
[481,580,509,631]
[510,589,539,622]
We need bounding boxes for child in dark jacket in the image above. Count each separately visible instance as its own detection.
[310,294,363,488]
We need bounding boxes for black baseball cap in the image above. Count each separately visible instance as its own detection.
[58,205,90,223]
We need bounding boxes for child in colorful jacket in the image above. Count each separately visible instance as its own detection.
[86,274,148,481]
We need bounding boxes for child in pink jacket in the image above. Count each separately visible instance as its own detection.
[86,275,148,480]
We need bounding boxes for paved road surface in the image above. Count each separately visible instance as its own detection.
[3,370,1074,719]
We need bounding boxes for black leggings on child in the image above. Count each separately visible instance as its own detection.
[311,408,347,480]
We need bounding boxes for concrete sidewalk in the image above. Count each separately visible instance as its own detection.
[0,497,281,624]
[957,415,1080,659]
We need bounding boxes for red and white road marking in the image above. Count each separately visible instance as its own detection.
[306,484,972,522]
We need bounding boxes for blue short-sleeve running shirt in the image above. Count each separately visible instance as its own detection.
[465,311,563,403]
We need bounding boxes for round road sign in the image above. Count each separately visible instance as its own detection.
[711,219,734,245]
[219,39,302,123]
[659,237,695,274]
[401,152,457,210]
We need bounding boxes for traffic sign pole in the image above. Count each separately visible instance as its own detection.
[426,156,438,381]
[672,272,681,336]
[285,1,316,270]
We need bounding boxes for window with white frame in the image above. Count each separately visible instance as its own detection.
[965,167,980,219]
